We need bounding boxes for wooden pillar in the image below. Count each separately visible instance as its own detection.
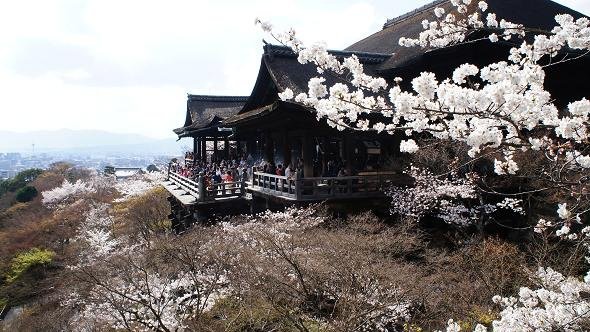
[302,132,313,178]
[282,129,291,167]
[264,131,274,163]
[321,137,328,176]
[224,138,230,159]
[237,140,243,158]
[193,137,199,157]
[246,140,256,156]
[344,136,353,172]
[213,137,218,162]
[201,139,207,162]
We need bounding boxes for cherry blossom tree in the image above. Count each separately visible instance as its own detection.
[257,0,589,239]
[257,1,590,330]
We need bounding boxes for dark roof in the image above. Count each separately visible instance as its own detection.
[236,44,391,114]
[174,95,248,137]
[223,103,277,126]
[346,0,587,71]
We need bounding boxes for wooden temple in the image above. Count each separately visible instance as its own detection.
[165,0,589,229]
[173,95,248,164]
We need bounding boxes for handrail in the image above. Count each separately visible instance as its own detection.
[167,170,245,202]
[168,172,200,199]
[250,170,400,200]
[253,171,290,180]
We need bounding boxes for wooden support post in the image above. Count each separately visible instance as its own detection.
[344,136,353,173]
[224,138,230,159]
[321,137,328,176]
[282,129,291,167]
[246,140,256,156]
[264,131,274,163]
[198,175,205,202]
[237,140,243,158]
[213,137,218,162]
[201,140,204,161]
[301,133,314,178]
[193,137,199,158]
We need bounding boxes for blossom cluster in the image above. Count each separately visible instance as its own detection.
[388,167,494,226]
[41,179,95,207]
[114,172,164,202]
[74,203,120,264]
[70,269,227,331]
[491,267,590,331]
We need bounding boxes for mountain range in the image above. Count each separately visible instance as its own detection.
[0,129,187,156]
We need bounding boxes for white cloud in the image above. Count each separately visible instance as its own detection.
[1,0,586,139]
[0,0,391,139]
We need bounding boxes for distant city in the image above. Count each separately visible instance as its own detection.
[0,152,177,179]
[0,129,190,178]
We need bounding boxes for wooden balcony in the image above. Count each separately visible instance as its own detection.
[164,168,412,207]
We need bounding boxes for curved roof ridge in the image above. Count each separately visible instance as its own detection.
[384,0,448,29]
[187,95,249,102]
[263,44,391,64]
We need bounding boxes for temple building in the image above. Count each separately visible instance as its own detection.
[164,0,589,229]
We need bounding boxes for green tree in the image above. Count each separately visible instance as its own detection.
[0,169,43,197]
[15,186,38,203]
[5,248,55,283]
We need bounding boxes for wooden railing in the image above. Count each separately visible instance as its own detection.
[167,170,245,202]
[204,181,246,199]
[251,171,405,201]
[296,175,393,200]
[251,172,298,199]
[168,171,201,199]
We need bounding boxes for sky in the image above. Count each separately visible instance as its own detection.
[0,0,589,139]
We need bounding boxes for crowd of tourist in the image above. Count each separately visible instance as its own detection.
[169,152,355,191]
[252,160,302,180]
[169,157,250,190]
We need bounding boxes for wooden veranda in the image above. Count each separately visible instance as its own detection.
[164,167,412,206]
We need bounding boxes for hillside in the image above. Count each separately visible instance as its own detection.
[0,164,589,331]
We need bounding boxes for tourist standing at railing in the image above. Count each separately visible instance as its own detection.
[276,164,284,176]
[268,162,276,175]
[222,170,233,183]
[231,167,239,183]
[285,164,293,180]
[212,170,222,184]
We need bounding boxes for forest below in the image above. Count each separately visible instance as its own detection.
[0,151,587,331]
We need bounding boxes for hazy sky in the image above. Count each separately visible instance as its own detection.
[1,0,589,139]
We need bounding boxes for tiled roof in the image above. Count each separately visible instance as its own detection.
[346,0,587,71]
